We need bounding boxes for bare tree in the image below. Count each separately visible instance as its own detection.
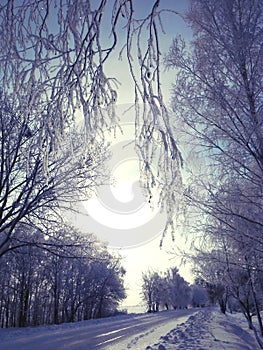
[141,270,155,313]
[0,94,108,257]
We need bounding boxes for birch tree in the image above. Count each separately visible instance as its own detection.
[166,1,263,344]
[165,0,263,302]
[141,267,191,311]
[0,0,184,244]
[165,0,263,228]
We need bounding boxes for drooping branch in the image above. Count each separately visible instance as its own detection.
[0,0,183,242]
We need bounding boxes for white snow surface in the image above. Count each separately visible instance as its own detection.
[0,308,260,349]
[146,308,260,350]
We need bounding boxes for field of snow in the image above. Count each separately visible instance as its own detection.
[0,307,261,349]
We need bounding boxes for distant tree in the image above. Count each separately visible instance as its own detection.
[141,270,160,313]
[165,267,192,309]
[191,284,208,308]
[141,267,191,312]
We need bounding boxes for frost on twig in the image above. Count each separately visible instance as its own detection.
[0,0,183,241]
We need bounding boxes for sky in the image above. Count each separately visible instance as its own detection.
[104,0,193,105]
[72,0,193,307]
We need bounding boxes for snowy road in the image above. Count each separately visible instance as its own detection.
[0,309,196,350]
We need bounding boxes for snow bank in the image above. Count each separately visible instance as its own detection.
[145,309,260,350]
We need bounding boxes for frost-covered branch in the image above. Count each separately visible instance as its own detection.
[0,0,183,242]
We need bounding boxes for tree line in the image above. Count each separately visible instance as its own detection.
[140,268,208,312]
[0,224,126,328]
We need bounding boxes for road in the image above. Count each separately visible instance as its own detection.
[0,309,197,350]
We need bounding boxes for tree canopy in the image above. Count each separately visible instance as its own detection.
[0,0,184,249]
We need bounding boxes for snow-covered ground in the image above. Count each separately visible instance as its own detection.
[0,309,194,350]
[146,308,260,350]
[0,308,261,349]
